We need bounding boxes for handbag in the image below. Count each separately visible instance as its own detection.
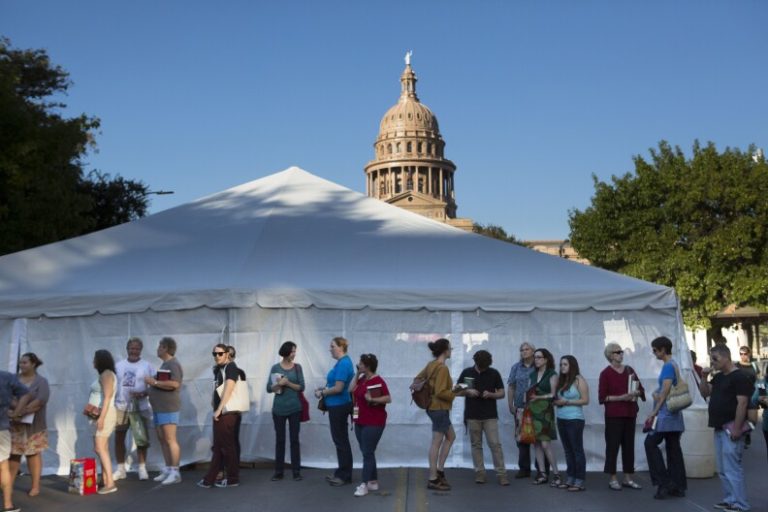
[128,399,149,447]
[83,403,101,420]
[216,364,250,413]
[518,407,536,444]
[666,362,692,412]
[317,396,327,412]
[295,364,310,422]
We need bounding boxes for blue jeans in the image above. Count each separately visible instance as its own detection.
[273,411,301,475]
[644,431,686,492]
[354,424,384,483]
[557,418,586,485]
[714,429,750,510]
[328,403,353,481]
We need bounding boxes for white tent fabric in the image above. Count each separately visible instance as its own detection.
[0,167,700,475]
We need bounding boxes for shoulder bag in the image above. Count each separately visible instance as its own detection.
[666,362,692,413]
[216,364,250,413]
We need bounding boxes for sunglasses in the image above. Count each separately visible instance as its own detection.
[612,350,624,355]
[212,351,226,357]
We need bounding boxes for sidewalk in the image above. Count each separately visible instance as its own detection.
[12,432,767,512]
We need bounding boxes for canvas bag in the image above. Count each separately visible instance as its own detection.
[666,361,692,413]
[215,364,250,413]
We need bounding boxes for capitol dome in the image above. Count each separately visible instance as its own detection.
[363,54,471,231]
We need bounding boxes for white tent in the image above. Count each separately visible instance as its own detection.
[0,167,696,474]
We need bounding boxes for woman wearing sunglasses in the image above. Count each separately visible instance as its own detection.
[197,344,243,489]
[598,342,645,491]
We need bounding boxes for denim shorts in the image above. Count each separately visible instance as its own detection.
[153,411,180,426]
[427,410,451,433]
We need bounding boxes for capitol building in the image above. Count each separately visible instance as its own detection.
[364,54,587,264]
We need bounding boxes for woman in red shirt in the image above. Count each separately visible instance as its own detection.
[598,342,645,491]
[350,354,391,497]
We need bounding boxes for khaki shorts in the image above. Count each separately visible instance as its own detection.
[0,430,10,462]
[115,408,153,431]
[94,408,117,438]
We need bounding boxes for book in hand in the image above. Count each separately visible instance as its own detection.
[367,383,383,398]
[156,369,171,381]
[723,420,755,437]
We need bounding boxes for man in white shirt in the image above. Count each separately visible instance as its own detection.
[113,337,154,480]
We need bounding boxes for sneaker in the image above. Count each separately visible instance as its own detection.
[723,507,747,512]
[153,468,170,482]
[327,476,351,486]
[271,473,284,481]
[138,466,149,481]
[514,470,531,479]
[713,503,731,510]
[196,479,212,489]
[214,478,239,488]
[161,471,182,485]
[475,472,486,484]
[112,468,127,481]
[354,483,369,497]
[366,481,379,491]
[436,470,451,489]
[1,506,21,512]
[97,485,118,495]
[292,472,303,481]
[498,475,510,486]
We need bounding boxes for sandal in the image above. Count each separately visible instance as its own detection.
[532,473,548,485]
[568,485,585,492]
[608,480,622,491]
[549,474,562,488]
[557,483,570,489]
[622,480,642,490]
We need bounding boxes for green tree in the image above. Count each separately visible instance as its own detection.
[569,141,768,328]
[473,222,525,245]
[0,37,148,256]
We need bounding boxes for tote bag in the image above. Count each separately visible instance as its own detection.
[216,365,250,413]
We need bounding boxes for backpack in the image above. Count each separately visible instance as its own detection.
[410,363,441,409]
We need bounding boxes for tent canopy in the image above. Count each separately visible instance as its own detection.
[0,167,677,318]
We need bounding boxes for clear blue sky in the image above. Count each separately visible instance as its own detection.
[3,1,766,240]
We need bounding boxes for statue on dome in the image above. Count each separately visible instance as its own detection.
[404,50,412,66]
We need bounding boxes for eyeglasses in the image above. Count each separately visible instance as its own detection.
[212,351,226,357]
[612,350,624,355]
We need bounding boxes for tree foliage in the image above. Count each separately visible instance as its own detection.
[473,222,525,246]
[569,141,768,328]
[0,37,148,256]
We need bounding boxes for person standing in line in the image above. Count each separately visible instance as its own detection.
[8,353,49,498]
[314,337,355,487]
[698,344,753,512]
[415,338,456,491]
[92,349,118,494]
[267,341,305,481]
[197,344,243,489]
[113,337,154,481]
[735,346,758,449]
[598,342,645,491]
[0,369,30,512]
[644,336,687,500]
[456,350,508,486]
[507,342,548,479]
[145,337,183,485]
[750,374,768,463]
[350,353,391,497]
[528,348,562,487]
[553,355,589,492]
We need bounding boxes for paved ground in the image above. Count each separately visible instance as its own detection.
[11,433,767,512]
